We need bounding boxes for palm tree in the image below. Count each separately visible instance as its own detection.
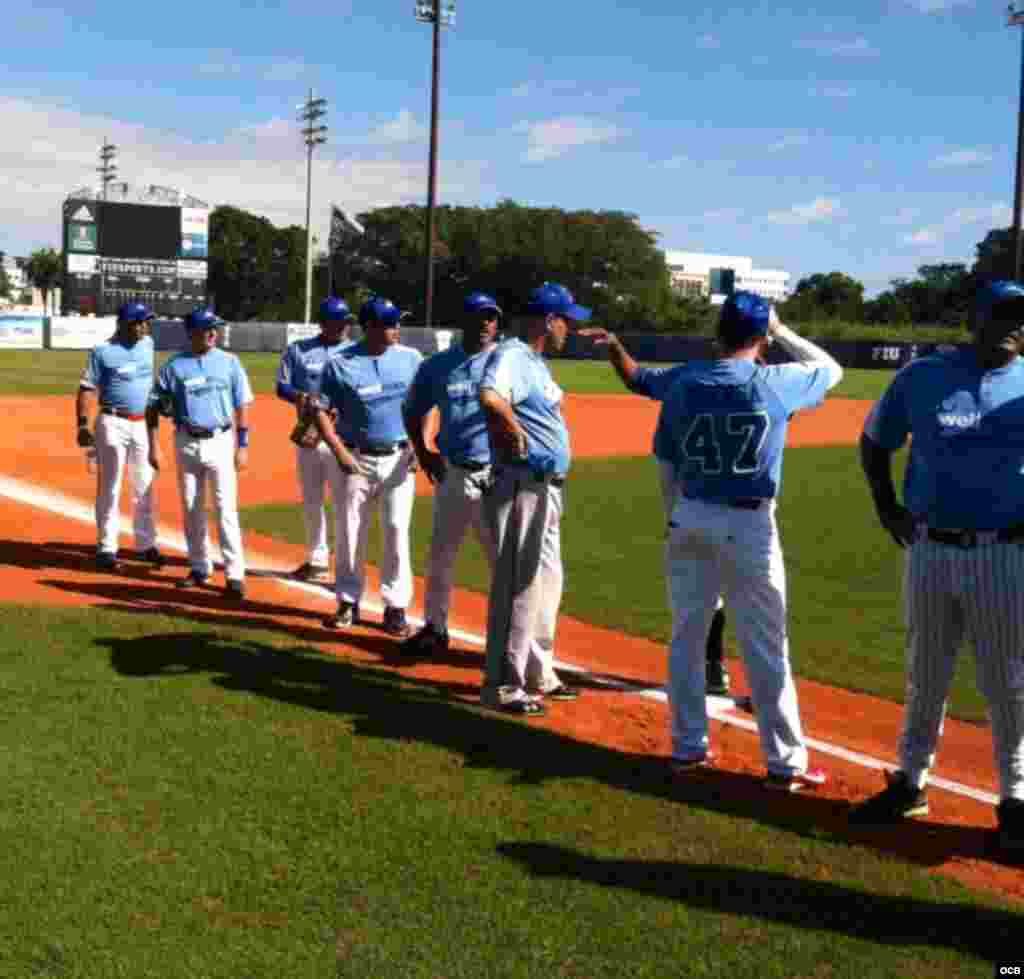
[25,247,62,314]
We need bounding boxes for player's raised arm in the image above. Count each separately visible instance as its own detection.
[577,327,642,390]
[767,306,843,389]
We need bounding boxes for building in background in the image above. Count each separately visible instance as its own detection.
[665,251,790,303]
[61,183,209,317]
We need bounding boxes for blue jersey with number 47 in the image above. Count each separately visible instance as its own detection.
[659,359,833,501]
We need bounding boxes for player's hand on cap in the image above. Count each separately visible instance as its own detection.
[878,501,915,548]
[767,305,782,335]
[76,425,95,449]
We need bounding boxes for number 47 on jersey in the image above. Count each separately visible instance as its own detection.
[681,411,770,475]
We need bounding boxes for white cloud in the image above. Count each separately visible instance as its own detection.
[696,34,721,49]
[0,96,486,256]
[513,116,620,163]
[929,147,993,168]
[809,85,857,98]
[903,0,972,11]
[262,60,309,84]
[905,203,1011,246]
[367,109,427,146]
[766,197,842,226]
[795,36,880,57]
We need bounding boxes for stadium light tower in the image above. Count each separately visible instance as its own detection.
[1009,4,1024,280]
[97,140,118,201]
[415,0,456,327]
[299,89,328,324]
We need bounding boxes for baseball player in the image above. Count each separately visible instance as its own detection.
[477,282,588,716]
[576,327,730,695]
[316,296,423,636]
[657,292,842,788]
[146,307,254,600]
[276,297,356,582]
[76,300,162,572]
[401,291,502,655]
[850,280,1024,856]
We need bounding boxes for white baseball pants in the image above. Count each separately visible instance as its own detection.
[900,533,1024,801]
[174,428,246,581]
[423,464,496,630]
[94,413,157,556]
[327,448,416,608]
[665,497,809,775]
[295,442,333,567]
[481,469,564,706]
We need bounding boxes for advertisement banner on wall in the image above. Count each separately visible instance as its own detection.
[0,316,44,349]
[67,254,98,275]
[179,208,209,259]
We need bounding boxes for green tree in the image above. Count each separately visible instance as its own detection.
[864,264,973,326]
[0,253,11,301]
[24,247,62,314]
[778,271,864,322]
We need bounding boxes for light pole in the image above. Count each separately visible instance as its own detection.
[1009,4,1024,280]
[299,89,328,324]
[96,141,117,314]
[415,0,456,328]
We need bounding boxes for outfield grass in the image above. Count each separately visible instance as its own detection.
[0,605,1015,978]
[0,349,890,399]
[242,446,987,724]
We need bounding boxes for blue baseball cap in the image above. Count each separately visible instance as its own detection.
[319,297,356,323]
[975,280,1024,321]
[359,296,403,327]
[718,290,771,347]
[463,291,502,316]
[525,282,591,321]
[117,301,155,323]
[184,307,225,331]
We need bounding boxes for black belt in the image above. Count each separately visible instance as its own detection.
[181,424,231,439]
[925,524,1024,548]
[450,459,490,472]
[101,406,146,421]
[345,440,408,457]
[725,498,766,510]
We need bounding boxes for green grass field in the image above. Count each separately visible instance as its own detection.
[0,349,892,400]
[242,446,987,725]
[0,605,1016,978]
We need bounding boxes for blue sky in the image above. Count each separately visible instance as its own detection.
[0,0,1019,295]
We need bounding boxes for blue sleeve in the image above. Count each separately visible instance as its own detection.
[150,361,173,411]
[276,345,298,403]
[482,344,527,404]
[863,370,910,450]
[762,363,834,415]
[81,348,101,389]
[405,360,436,420]
[630,366,682,402]
[320,360,343,411]
[231,357,253,409]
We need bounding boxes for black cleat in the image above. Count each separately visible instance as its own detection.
[96,552,119,572]
[140,547,166,569]
[848,771,929,824]
[177,571,210,590]
[225,579,246,600]
[401,622,450,656]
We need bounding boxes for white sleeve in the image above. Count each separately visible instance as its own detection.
[771,322,843,390]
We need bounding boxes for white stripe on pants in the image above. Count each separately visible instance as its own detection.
[481,468,564,705]
[295,441,333,567]
[423,464,496,630]
[327,448,416,608]
[901,533,1024,801]
[174,428,245,580]
[665,497,808,774]
[94,413,156,555]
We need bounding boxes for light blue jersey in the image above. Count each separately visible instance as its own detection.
[276,336,353,402]
[405,344,494,465]
[80,335,155,415]
[321,341,423,447]
[481,338,570,477]
[631,365,687,462]
[151,348,253,430]
[660,359,833,501]
[865,349,1024,530]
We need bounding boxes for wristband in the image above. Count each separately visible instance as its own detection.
[237,427,250,448]
[78,416,89,428]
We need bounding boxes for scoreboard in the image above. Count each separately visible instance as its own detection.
[61,194,210,317]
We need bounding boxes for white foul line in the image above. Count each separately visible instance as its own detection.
[0,473,999,808]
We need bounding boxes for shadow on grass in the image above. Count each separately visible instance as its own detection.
[0,538,190,577]
[497,841,1019,961]
[100,631,1020,901]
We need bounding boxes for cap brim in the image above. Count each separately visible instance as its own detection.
[564,304,591,321]
[470,305,502,316]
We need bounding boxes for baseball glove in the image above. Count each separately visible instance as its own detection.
[290,397,335,449]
